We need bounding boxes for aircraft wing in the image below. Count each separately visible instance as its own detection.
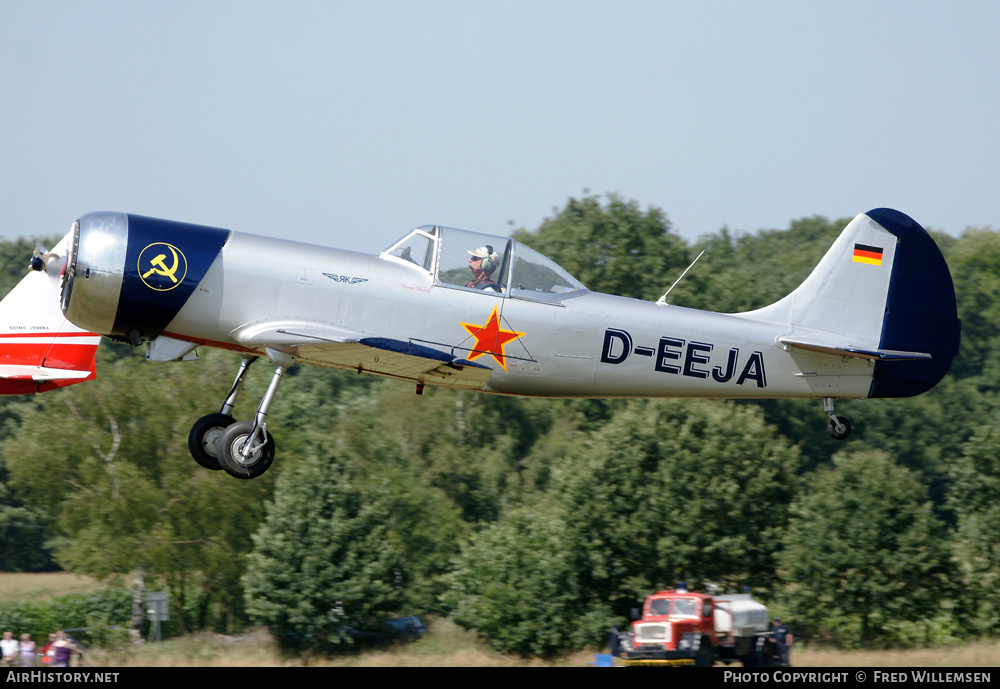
[778,336,932,361]
[230,321,494,390]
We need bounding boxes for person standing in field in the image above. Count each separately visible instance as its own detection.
[50,631,78,668]
[18,634,36,667]
[772,617,794,666]
[1,631,18,666]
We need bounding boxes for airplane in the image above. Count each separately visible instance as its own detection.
[50,207,959,479]
[0,234,99,394]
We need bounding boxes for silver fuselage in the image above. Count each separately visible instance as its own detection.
[61,210,960,403]
[158,231,872,399]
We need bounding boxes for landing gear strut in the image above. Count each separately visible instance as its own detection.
[188,350,295,479]
[824,398,852,440]
[188,356,258,470]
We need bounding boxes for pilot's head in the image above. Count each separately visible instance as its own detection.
[468,245,499,274]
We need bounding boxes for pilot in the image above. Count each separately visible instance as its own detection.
[467,245,502,293]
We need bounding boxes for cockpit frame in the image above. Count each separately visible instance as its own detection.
[379,225,587,301]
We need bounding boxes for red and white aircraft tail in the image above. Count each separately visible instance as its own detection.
[0,233,99,394]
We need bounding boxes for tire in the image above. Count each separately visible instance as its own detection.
[758,639,776,666]
[217,420,275,479]
[827,416,852,440]
[188,413,236,470]
[694,636,714,667]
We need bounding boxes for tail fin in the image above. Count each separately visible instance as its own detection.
[744,208,960,398]
[0,232,100,394]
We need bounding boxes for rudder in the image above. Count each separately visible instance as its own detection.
[866,208,961,397]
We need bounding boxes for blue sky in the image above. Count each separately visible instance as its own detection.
[2,1,997,254]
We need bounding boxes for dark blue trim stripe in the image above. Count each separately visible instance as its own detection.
[360,337,492,368]
[867,208,961,398]
[112,215,230,340]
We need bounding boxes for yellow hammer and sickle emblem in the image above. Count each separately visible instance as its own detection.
[143,248,179,283]
[139,243,187,291]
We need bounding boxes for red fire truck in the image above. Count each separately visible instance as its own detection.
[614,584,776,667]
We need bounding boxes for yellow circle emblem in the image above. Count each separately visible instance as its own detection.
[138,243,188,291]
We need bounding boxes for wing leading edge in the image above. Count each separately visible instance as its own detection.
[227,321,494,390]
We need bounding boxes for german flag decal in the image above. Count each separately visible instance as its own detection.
[852,243,884,266]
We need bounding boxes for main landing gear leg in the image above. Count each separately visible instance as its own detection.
[188,356,260,470]
[824,398,852,440]
[217,350,295,480]
[221,356,260,417]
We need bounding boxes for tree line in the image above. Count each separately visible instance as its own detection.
[1,194,999,655]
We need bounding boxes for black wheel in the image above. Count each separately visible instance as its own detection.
[694,636,714,667]
[758,639,777,666]
[217,420,275,479]
[188,413,236,470]
[827,416,852,440]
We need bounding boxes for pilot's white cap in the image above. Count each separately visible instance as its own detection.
[467,245,497,260]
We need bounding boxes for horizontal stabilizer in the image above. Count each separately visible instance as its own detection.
[778,337,932,362]
[0,365,94,381]
[0,229,100,394]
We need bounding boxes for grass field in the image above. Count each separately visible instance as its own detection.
[75,621,1000,667]
[3,573,998,667]
[0,572,107,602]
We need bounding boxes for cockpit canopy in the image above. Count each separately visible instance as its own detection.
[380,225,587,301]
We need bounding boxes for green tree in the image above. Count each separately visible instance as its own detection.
[335,382,555,524]
[242,447,404,652]
[0,472,55,571]
[553,399,799,606]
[325,382,548,612]
[942,228,1000,384]
[689,216,844,313]
[0,241,61,571]
[3,346,271,631]
[949,421,1000,635]
[446,398,799,654]
[779,450,953,648]
[512,193,690,301]
[0,236,59,297]
[445,502,592,656]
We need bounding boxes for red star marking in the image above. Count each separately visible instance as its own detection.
[460,305,525,371]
